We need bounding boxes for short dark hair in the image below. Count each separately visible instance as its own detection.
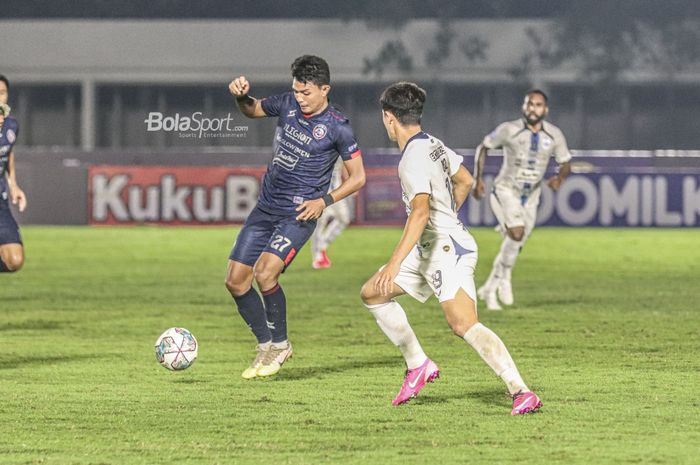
[380,81,426,126]
[526,88,548,103]
[0,75,9,91]
[291,55,331,86]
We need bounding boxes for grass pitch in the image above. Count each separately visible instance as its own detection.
[1,226,698,465]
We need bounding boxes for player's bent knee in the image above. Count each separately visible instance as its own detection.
[360,281,374,305]
[225,275,251,296]
[508,229,525,242]
[224,266,253,297]
[360,280,386,306]
[253,266,280,291]
[4,253,24,272]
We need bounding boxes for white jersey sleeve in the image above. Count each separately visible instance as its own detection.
[446,147,464,176]
[552,127,572,165]
[482,122,511,149]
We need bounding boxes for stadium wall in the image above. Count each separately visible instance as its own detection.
[13,150,700,227]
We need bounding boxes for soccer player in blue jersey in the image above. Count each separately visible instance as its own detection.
[0,75,27,274]
[226,56,366,378]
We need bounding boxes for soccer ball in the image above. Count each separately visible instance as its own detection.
[155,327,198,371]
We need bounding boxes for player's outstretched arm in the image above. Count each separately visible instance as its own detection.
[228,76,266,118]
[473,144,489,200]
[374,193,430,296]
[7,151,27,212]
[547,161,571,191]
[451,165,474,211]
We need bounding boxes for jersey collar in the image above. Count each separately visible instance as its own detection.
[401,131,430,156]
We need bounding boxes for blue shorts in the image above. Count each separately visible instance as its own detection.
[0,199,22,246]
[229,206,316,269]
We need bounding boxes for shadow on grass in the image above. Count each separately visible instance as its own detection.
[0,353,100,370]
[412,387,507,407]
[0,319,65,331]
[267,355,401,381]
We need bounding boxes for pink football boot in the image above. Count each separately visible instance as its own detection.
[511,391,542,415]
[392,358,440,406]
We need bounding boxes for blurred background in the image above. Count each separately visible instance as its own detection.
[2,0,699,226]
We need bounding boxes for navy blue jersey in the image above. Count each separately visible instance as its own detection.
[0,116,19,197]
[257,92,361,214]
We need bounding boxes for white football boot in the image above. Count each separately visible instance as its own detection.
[497,278,514,306]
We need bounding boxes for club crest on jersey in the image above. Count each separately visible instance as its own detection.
[542,137,552,149]
[312,124,327,140]
[6,129,16,144]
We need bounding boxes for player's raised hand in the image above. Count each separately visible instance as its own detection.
[11,186,27,212]
[229,76,251,98]
[473,178,486,200]
[295,198,325,221]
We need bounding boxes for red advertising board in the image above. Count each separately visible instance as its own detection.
[88,165,266,225]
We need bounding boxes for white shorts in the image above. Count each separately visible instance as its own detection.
[393,232,478,304]
[489,184,540,236]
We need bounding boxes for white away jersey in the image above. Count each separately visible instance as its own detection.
[483,119,572,196]
[399,132,469,242]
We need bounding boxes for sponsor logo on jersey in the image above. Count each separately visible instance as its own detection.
[283,123,313,145]
[312,124,328,140]
[273,150,300,171]
[429,145,446,161]
[287,110,297,117]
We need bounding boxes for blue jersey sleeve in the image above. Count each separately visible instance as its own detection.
[334,123,361,161]
[260,92,294,117]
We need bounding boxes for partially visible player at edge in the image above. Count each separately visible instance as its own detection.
[360,82,541,415]
[310,157,353,269]
[227,56,366,379]
[0,75,27,274]
[474,90,571,310]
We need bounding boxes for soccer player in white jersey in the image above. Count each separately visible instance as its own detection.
[360,82,541,415]
[474,90,571,310]
[311,158,352,269]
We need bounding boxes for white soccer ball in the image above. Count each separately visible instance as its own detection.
[155,327,198,371]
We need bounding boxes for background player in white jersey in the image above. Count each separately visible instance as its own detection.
[473,90,571,310]
[310,158,353,269]
[360,82,542,415]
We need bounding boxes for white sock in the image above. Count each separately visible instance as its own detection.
[499,237,522,277]
[271,340,288,349]
[484,259,504,290]
[365,300,427,369]
[463,323,528,395]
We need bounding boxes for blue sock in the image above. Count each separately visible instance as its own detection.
[0,258,8,272]
[262,284,287,343]
[233,287,272,344]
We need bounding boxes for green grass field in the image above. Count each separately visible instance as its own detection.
[1,226,698,465]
